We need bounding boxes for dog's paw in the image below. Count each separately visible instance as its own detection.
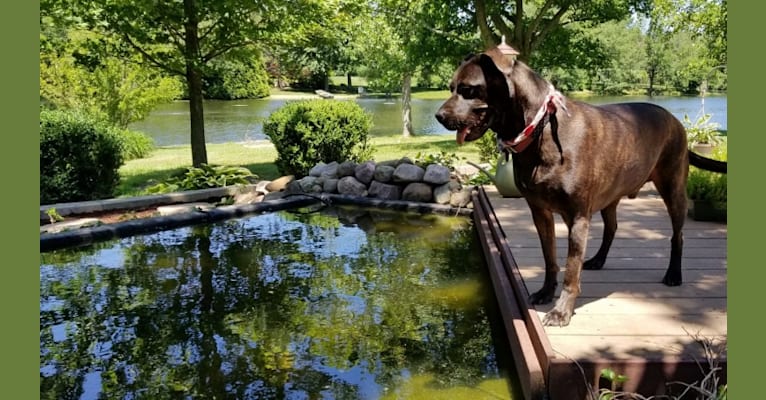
[542,309,572,327]
[583,257,605,270]
[662,273,682,286]
[528,288,555,305]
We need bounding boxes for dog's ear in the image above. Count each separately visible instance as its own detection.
[479,47,515,76]
[478,48,515,98]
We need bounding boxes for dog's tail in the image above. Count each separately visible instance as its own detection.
[689,150,727,173]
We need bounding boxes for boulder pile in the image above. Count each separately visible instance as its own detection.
[277,158,476,208]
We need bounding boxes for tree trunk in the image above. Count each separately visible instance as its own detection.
[401,73,413,137]
[347,72,352,88]
[184,0,208,167]
[647,68,655,96]
[474,0,496,49]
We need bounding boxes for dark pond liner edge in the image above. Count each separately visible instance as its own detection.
[40,194,474,252]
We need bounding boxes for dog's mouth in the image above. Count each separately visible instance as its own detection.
[456,108,492,144]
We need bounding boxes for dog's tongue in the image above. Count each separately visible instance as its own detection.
[456,126,470,145]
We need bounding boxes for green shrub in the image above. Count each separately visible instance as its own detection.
[145,164,256,194]
[204,57,271,100]
[115,129,155,161]
[40,110,123,204]
[414,151,464,170]
[684,113,723,146]
[687,141,727,204]
[264,100,373,177]
[475,131,499,164]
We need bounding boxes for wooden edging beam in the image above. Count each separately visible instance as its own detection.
[477,188,555,375]
[473,191,545,400]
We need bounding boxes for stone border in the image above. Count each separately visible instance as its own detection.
[40,185,254,223]
[40,193,474,252]
[292,160,477,207]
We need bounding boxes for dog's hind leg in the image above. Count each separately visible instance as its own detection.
[527,205,559,305]
[583,200,620,270]
[653,174,687,286]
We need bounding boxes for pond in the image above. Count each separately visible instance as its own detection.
[40,206,519,399]
[128,95,728,147]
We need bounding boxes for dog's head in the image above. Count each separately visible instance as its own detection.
[435,47,517,144]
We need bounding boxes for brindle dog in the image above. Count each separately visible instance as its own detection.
[435,45,727,327]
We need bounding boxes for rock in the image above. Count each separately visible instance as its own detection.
[338,161,357,177]
[354,161,376,185]
[377,159,399,168]
[233,191,264,204]
[393,163,425,183]
[450,187,473,207]
[157,202,215,216]
[337,176,368,197]
[373,165,396,183]
[398,157,414,165]
[285,180,304,194]
[402,182,433,203]
[320,161,340,179]
[309,162,327,177]
[368,181,402,200]
[320,161,339,179]
[254,180,270,194]
[433,183,452,204]
[266,175,295,192]
[423,164,451,185]
[323,178,339,193]
[263,191,288,201]
[41,218,101,234]
[298,176,320,192]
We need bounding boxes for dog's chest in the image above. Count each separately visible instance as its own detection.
[514,157,582,210]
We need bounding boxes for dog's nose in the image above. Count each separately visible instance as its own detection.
[435,109,446,124]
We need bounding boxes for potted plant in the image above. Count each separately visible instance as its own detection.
[686,144,727,222]
[683,113,722,156]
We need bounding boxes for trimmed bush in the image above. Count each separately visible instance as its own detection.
[40,110,123,204]
[116,129,155,161]
[264,100,373,177]
[204,57,271,100]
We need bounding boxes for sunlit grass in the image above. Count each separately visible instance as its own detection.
[117,135,482,197]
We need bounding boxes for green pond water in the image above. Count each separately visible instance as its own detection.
[40,206,518,399]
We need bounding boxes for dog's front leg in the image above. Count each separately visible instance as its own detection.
[543,215,590,327]
[527,205,559,305]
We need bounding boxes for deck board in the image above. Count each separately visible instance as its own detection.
[481,185,727,399]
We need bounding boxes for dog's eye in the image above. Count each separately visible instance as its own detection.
[458,85,480,99]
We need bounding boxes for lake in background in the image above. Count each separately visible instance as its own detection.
[129,95,728,147]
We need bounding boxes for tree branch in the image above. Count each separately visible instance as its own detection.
[473,0,496,48]
[532,3,572,53]
[122,33,185,76]
[528,0,556,35]
[513,0,524,45]
[490,13,513,45]
[199,18,222,43]
[202,39,252,62]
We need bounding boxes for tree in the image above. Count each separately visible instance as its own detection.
[269,0,366,91]
[471,0,645,62]
[367,0,477,137]
[648,0,727,94]
[39,6,182,128]
[84,0,312,167]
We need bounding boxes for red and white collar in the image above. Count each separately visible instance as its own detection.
[500,84,569,153]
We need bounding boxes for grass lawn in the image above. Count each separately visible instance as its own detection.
[117,134,483,197]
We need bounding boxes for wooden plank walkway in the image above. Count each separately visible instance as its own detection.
[476,185,727,400]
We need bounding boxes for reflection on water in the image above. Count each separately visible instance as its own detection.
[129,95,726,146]
[40,207,518,399]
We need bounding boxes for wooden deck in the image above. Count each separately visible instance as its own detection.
[474,186,727,400]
